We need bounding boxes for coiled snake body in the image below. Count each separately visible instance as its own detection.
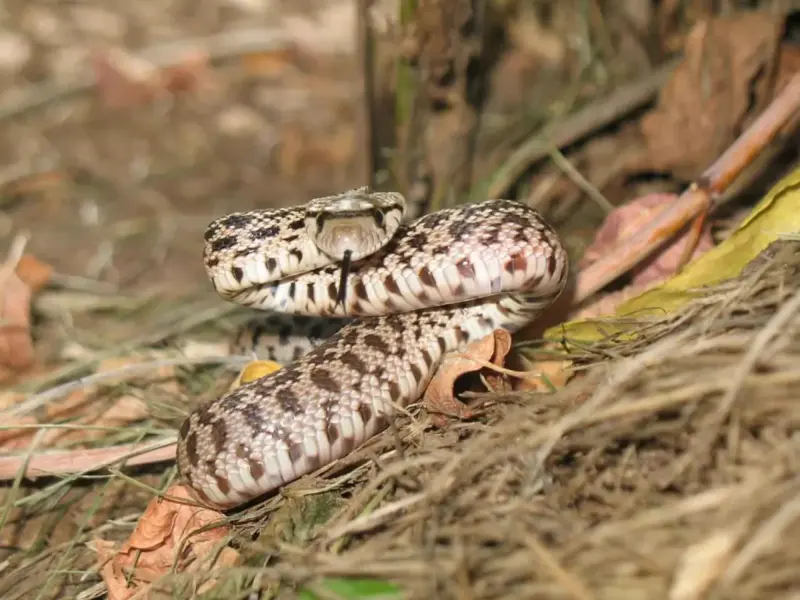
[177,188,568,509]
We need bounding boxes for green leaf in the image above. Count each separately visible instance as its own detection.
[299,577,404,600]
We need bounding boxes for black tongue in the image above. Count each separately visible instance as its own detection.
[334,249,353,311]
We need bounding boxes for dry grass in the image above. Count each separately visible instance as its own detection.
[226,238,800,600]
[4,238,796,599]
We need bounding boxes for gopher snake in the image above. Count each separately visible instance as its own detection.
[177,188,568,509]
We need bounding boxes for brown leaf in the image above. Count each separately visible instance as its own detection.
[580,192,714,294]
[423,330,513,419]
[240,48,297,77]
[0,254,51,374]
[15,255,53,292]
[514,357,573,391]
[0,272,34,371]
[0,356,172,451]
[92,46,213,109]
[639,12,783,180]
[92,485,239,599]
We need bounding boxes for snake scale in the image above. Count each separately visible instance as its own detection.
[177,188,568,509]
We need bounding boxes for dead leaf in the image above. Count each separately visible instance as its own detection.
[16,255,53,292]
[92,484,239,599]
[241,48,297,77]
[640,12,783,180]
[578,192,715,317]
[92,46,213,109]
[0,254,52,375]
[423,330,513,419]
[515,356,573,391]
[0,356,173,451]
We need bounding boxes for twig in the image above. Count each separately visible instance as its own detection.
[357,0,378,188]
[5,354,251,418]
[0,438,177,481]
[487,59,679,198]
[19,301,236,394]
[0,233,29,287]
[575,71,800,303]
[547,146,614,214]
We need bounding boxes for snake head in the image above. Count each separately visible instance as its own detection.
[304,187,406,262]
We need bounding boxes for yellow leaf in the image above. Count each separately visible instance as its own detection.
[547,167,800,346]
[230,360,283,391]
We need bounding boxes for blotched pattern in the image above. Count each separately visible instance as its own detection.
[178,191,568,508]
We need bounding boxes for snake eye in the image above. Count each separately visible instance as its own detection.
[373,209,385,228]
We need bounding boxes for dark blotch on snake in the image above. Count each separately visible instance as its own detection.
[363,334,390,354]
[288,444,304,464]
[357,403,373,427]
[252,225,279,239]
[185,433,200,467]
[266,257,277,273]
[410,363,423,382]
[210,419,228,454]
[339,351,367,374]
[354,280,369,301]
[307,283,316,305]
[327,281,338,303]
[249,458,265,481]
[306,454,321,471]
[547,253,558,276]
[387,380,401,401]
[290,249,303,263]
[504,253,527,275]
[419,266,436,287]
[325,422,340,445]
[456,258,475,279]
[218,214,252,231]
[276,388,303,414]
[210,236,237,253]
[340,435,355,455]
[231,266,244,283]
[383,276,401,296]
[235,444,248,459]
[179,418,190,439]
[436,337,447,354]
[310,368,341,393]
[213,473,231,495]
[288,281,296,299]
[289,219,305,230]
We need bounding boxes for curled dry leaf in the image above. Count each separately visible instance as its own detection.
[91,485,239,600]
[0,254,53,376]
[577,193,715,318]
[423,329,513,419]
